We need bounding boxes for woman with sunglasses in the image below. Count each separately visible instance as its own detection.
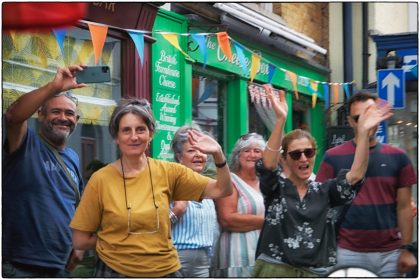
[212,132,266,277]
[252,86,392,277]
[69,99,232,277]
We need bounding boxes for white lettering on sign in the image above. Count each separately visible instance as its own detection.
[156,92,180,105]
[159,50,178,65]
[155,50,180,89]
[330,134,346,147]
[402,55,417,73]
[215,46,269,75]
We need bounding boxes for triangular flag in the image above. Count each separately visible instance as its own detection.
[286,70,299,100]
[268,63,276,84]
[312,93,317,109]
[216,32,232,62]
[233,42,247,76]
[88,23,108,65]
[161,33,192,60]
[310,80,319,108]
[323,83,330,110]
[197,81,217,104]
[128,31,145,66]
[310,80,318,93]
[53,28,67,56]
[9,31,21,51]
[250,53,261,82]
[343,83,350,100]
[191,34,207,66]
[332,83,339,105]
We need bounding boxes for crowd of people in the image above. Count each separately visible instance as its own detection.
[2,65,417,277]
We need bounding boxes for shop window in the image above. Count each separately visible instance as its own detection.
[2,26,121,166]
[192,74,227,146]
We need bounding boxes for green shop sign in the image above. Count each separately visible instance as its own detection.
[188,33,326,97]
[152,33,183,161]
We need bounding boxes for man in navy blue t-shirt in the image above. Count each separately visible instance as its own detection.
[3,65,87,277]
[317,91,416,277]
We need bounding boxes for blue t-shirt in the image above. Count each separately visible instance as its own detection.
[3,128,83,269]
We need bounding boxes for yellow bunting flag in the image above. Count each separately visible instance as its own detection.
[332,83,339,105]
[250,53,261,82]
[310,80,318,108]
[312,93,317,108]
[9,31,20,51]
[88,23,108,65]
[216,32,233,62]
[286,71,299,100]
[161,33,192,60]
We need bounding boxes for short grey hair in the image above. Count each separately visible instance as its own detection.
[171,124,202,162]
[39,91,78,114]
[229,132,266,173]
[108,98,156,139]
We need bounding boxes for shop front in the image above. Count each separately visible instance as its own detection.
[151,9,329,170]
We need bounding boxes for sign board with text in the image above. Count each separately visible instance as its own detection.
[377,69,405,109]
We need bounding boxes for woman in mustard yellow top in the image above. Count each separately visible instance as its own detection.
[70,99,232,277]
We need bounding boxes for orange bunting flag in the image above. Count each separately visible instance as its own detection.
[332,83,339,105]
[161,33,192,60]
[216,32,233,62]
[250,53,261,82]
[286,71,299,100]
[88,23,108,65]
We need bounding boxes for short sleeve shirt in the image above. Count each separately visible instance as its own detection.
[255,159,360,268]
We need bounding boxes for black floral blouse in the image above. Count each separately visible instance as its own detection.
[255,159,361,268]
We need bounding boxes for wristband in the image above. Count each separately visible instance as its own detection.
[266,143,282,152]
[215,160,227,168]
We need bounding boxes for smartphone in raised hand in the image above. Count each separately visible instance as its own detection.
[75,65,111,84]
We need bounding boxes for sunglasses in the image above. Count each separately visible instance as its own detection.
[287,148,316,160]
[351,115,360,123]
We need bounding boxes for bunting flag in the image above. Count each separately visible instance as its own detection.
[88,23,108,65]
[250,53,261,82]
[9,31,20,51]
[191,34,207,66]
[310,80,318,108]
[197,81,217,104]
[53,28,67,56]
[216,32,233,62]
[286,70,299,100]
[128,30,145,65]
[233,42,247,76]
[323,83,330,109]
[332,83,339,105]
[267,63,276,84]
[38,19,358,111]
[161,33,192,60]
[343,83,350,100]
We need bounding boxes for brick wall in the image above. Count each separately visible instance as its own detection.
[273,3,329,64]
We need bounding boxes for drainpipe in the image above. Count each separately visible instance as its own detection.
[362,3,369,88]
[343,3,353,85]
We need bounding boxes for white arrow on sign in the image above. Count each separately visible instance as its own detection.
[381,72,400,106]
